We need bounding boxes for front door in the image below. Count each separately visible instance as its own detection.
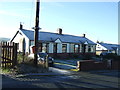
[54,43,57,53]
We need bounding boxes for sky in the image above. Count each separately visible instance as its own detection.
[0,0,119,44]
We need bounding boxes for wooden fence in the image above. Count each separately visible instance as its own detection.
[0,42,17,68]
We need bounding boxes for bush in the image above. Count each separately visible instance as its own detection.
[17,53,32,64]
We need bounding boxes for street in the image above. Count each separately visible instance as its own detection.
[2,66,119,89]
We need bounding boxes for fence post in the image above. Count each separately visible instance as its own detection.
[14,43,17,65]
[2,42,5,68]
[45,55,49,69]
[0,42,1,67]
[12,43,17,67]
[1,42,17,68]
[5,42,7,68]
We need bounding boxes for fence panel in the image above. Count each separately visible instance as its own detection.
[0,42,17,68]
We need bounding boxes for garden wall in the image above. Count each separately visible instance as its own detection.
[77,60,107,71]
[77,60,120,71]
[111,61,120,70]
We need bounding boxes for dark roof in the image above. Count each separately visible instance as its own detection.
[99,43,119,50]
[20,29,96,44]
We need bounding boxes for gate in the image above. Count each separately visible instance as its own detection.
[0,42,17,68]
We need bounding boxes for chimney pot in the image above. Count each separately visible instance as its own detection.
[57,28,62,34]
[20,23,23,29]
[83,34,86,37]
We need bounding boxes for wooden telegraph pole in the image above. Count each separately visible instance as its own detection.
[34,0,40,66]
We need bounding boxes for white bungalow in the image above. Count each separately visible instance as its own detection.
[10,26,96,58]
[96,42,120,56]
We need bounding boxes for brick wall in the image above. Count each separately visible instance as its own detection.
[77,60,120,71]
[111,61,120,70]
[77,60,107,71]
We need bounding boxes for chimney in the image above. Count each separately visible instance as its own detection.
[20,22,23,29]
[83,34,86,37]
[97,40,99,43]
[57,28,62,34]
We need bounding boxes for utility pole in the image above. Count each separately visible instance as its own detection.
[34,0,40,66]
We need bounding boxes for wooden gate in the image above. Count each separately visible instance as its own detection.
[0,42,17,68]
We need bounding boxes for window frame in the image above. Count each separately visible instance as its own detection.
[74,44,80,53]
[62,44,67,53]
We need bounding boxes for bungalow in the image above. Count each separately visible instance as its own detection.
[96,42,120,56]
[10,25,96,58]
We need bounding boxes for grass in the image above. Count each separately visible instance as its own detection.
[1,67,12,74]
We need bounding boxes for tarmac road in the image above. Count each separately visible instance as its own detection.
[2,66,120,89]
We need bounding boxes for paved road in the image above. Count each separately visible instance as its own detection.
[2,67,119,89]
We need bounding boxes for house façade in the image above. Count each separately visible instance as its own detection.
[10,25,96,58]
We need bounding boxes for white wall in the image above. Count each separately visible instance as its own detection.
[85,45,88,52]
[117,46,120,55]
[12,31,30,53]
[25,38,30,53]
[57,43,62,53]
[67,43,70,53]
[96,43,107,51]
[93,45,96,53]
[49,43,53,53]
[12,33,23,52]
[79,44,82,53]
[69,43,74,53]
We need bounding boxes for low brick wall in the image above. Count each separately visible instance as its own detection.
[111,61,120,70]
[77,60,107,71]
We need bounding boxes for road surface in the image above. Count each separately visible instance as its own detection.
[2,67,119,89]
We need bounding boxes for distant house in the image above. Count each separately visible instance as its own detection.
[10,26,96,58]
[0,37,10,42]
[96,42,120,56]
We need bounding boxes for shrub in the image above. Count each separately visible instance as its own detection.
[17,53,32,64]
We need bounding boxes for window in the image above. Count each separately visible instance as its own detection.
[62,44,67,53]
[88,46,91,52]
[42,43,46,52]
[42,43,49,53]
[74,44,79,53]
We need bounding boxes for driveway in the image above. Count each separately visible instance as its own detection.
[53,59,120,78]
[54,59,78,70]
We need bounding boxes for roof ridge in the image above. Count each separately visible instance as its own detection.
[100,43,118,45]
[20,29,85,38]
